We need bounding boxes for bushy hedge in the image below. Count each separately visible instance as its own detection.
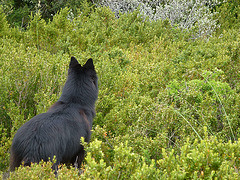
[0,0,93,27]
[0,1,240,179]
[4,136,240,179]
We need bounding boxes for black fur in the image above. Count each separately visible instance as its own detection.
[10,57,98,173]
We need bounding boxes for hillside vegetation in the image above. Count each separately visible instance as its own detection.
[0,0,240,179]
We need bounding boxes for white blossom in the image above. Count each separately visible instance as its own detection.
[93,0,221,37]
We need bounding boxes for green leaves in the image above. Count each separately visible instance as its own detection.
[157,136,240,179]
[0,1,240,178]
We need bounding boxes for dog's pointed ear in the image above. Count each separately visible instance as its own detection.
[83,58,94,70]
[69,57,81,68]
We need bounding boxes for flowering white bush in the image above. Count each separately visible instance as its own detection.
[93,0,221,37]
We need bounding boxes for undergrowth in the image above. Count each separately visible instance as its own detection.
[0,1,240,179]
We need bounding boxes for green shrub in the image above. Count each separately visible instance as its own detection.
[0,6,9,37]
[216,0,240,31]
[157,134,240,179]
[0,2,240,179]
[8,158,80,179]
[1,0,94,28]
[80,133,240,179]
[162,73,239,141]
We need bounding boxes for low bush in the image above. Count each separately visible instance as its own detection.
[0,2,239,179]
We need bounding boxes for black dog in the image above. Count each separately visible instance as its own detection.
[10,57,98,173]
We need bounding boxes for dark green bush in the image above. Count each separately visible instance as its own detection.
[1,0,94,28]
[216,0,240,31]
[0,6,9,37]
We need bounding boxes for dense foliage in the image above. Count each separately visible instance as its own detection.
[0,0,240,179]
[0,0,93,27]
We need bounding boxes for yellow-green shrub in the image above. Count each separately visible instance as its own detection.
[0,2,239,179]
